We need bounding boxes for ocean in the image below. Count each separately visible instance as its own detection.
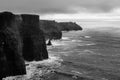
[48,27,120,80]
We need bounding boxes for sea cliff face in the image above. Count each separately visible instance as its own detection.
[20,14,48,61]
[40,20,62,40]
[58,22,83,31]
[0,12,50,79]
[0,12,26,79]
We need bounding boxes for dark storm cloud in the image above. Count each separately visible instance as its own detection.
[0,0,120,14]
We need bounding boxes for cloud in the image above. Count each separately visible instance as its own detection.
[40,8,120,21]
[0,0,120,14]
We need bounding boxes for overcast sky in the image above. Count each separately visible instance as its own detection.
[1,0,120,20]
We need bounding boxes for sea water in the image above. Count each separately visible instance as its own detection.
[48,27,120,80]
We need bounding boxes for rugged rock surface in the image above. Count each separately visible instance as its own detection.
[0,12,26,79]
[58,22,83,31]
[40,20,62,40]
[20,14,48,61]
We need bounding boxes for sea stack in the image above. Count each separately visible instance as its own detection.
[0,12,26,79]
[47,39,52,46]
[20,14,48,61]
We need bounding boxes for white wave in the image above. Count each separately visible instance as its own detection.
[71,40,82,42]
[51,41,67,46]
[77,43,95,46]
[62,37,70,40]
[78,50,97,55]
[84,36,91,38]
[26,56,62,66]
[86,43,95,46]
[71,70,82,75]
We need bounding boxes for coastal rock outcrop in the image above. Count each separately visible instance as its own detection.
[40,20,62,40]
[58,22,83,31]
[0,12,26,79]
[20,14,48,61]
[39,20,83,45]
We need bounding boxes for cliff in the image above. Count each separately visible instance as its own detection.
[0,12,50,79]
[58,22,83,31]
[20,14,48,61]
[40,20,62,40]
[0,12,26,79]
